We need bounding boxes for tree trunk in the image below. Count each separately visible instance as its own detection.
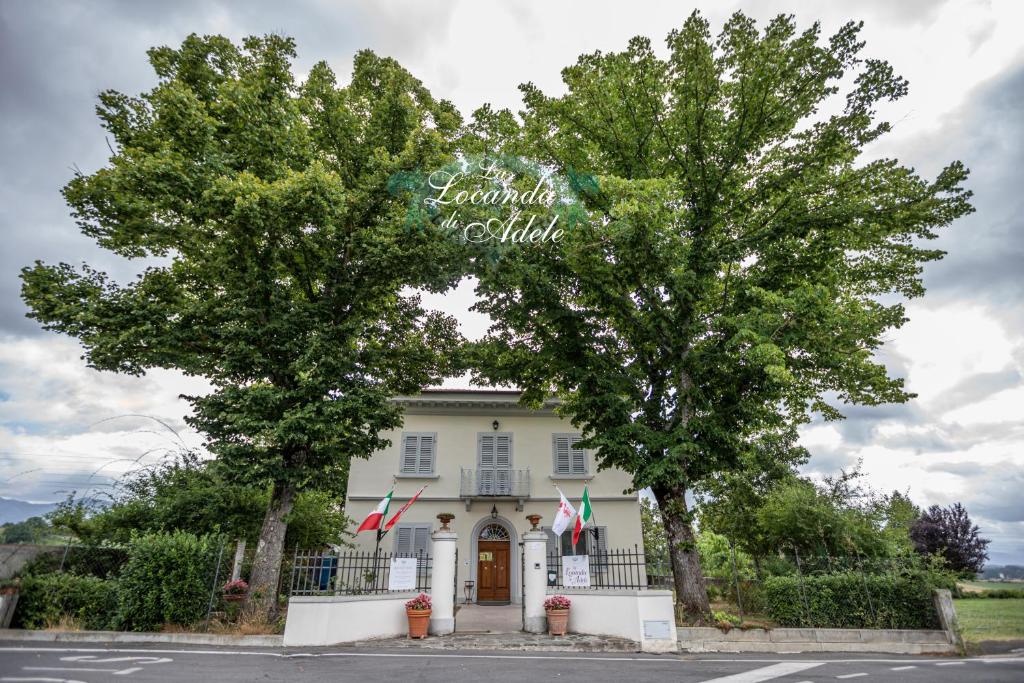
[244,481,295,621]
[653,484,711,622]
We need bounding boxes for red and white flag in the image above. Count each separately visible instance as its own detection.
[552,486,577,536]
[384,484,428,531]
[356,488,393,533]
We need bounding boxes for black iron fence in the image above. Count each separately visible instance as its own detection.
[289,548,432,596]
[546,545,671,590]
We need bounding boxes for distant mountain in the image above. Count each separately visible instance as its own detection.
[0,497,59,525]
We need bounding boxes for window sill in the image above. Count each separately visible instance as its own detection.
[395,473,440,479]
[548,474,593,481]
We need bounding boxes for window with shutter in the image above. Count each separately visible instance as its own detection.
[395,526,413,555]
[393,523,432,556]
[478,433,512,494]
[552,434,586,475]
[399,433,436,475]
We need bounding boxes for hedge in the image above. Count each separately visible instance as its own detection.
[763,570,951,629]
[14,573,119,630]
[116,531,225,631]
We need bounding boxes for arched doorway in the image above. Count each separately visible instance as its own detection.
[475,521,512,604]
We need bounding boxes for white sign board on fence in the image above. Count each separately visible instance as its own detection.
[388,557,418,591]
[562,554,591,588]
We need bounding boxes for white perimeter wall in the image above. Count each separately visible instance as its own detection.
[283,593,417,646]
[551,589,678,653]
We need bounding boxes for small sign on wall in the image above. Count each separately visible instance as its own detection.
[562,554,591,587]
[643,620,671,640]
[388,557,418,591]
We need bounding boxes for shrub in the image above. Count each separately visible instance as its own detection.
[116,531,224,631]
[763,569,953,629]
[405,593,432,611]
[544,595,571,610]
[14,573,118,630]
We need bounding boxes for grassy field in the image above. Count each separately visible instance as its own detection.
[959,579,1024,592]
[954,598,1024,642]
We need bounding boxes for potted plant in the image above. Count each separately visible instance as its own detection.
[405,593,432,639]
[544,595,571,636]
[222,579,249,603]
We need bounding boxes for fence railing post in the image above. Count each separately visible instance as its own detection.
[729,540,744,617]
[793,547,811,627]
[203,537,226,632]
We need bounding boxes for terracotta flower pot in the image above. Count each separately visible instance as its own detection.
[407,608,432,639]
[546,608,569,636]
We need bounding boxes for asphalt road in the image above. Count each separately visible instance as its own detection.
[0,644,1022,683]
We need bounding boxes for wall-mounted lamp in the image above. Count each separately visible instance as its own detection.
[492,419,500,431]
[490,504,498,519]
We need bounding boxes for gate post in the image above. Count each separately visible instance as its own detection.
[522,516,548,633]
[429,522,458,635]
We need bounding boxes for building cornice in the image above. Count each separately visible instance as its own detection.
[390,389,561,416]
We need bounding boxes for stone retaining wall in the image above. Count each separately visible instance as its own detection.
[677,627,956,655]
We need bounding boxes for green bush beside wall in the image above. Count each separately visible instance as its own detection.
[763,570,952,629]
[116,531,224,631]
[14,573,119,630]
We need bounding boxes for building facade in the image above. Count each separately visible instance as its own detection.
[345,389,644,604]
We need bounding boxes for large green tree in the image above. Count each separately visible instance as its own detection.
[21,35,464,618]
[470,12,972,617]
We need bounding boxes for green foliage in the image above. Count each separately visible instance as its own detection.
[697,531,755,580]
[49,453,350,549]
[640,498,668,563]
[20,33,466,615]
[0,516,50,544]
[116,531,223,631]
[763,568,955,628]
[468,11,972,613]
[756,476,890,558]
[14,573,119,630]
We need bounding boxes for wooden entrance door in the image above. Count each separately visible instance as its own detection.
[477,540,511,603]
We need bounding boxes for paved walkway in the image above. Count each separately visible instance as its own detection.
[339,631,640,652]
[454,604,522,634]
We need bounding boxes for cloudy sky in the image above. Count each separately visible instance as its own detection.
[1,0,1022,564]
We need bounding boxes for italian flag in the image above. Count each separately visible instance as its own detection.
[572,485,593,547]
[356,488,393,533]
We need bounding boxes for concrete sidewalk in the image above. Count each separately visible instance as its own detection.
[0,628,282,647]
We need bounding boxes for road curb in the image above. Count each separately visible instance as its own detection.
[0,628,283,647]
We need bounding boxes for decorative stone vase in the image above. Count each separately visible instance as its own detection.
[546,608,569,636]
[526,514,542,531]
[437,513,455,531]
[407,608,432,639]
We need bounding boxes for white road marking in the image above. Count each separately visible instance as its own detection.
[2,646,1019,664]
[60,655,171,664]
[23,668,123,674]
[937,661,966,666]
[113,668,142,675]
[836,674,868,679]
[697,662,824,682]
[891,665,916,670]
[2,678,88,683]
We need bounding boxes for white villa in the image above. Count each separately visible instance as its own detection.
[345,389,644,604]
